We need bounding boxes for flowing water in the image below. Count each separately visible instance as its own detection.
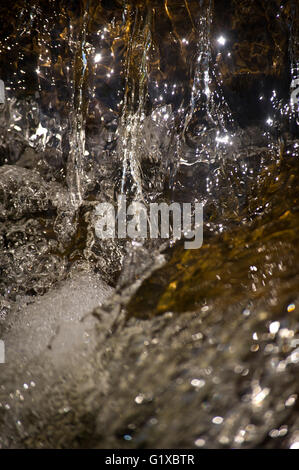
[0,0,299,449]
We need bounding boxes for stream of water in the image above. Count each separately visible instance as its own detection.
[0,0,299,449]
